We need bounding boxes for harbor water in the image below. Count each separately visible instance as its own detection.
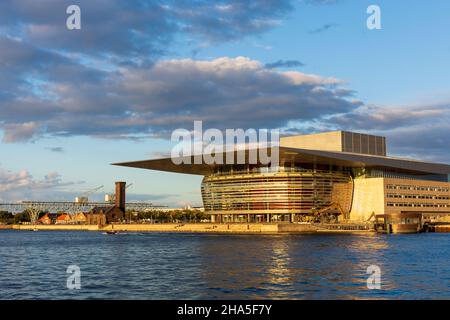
[0,230,449,299]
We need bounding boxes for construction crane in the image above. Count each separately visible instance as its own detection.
[311,202,346,223]
[366,211,376,222]
[75,185,104,204]
[104,183,133,203]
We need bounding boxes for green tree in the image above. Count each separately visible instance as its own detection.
[13,211,31,224]
[0,211,14,224]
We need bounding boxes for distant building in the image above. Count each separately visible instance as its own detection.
[115,131,450,223]
[38,213,57,225]
[72,212,87,224]
[87,182,126,225]
[86,206,124,225]
[56,214,71,224]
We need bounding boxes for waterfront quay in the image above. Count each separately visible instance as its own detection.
[7,222,373,234]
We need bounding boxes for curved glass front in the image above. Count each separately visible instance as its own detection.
[201,168,352,215]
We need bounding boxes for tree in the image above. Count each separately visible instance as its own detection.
[121,208,210,224]
[0,211,14,224]
[13,211,31,224]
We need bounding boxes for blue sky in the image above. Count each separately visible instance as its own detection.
[1,0,449,206]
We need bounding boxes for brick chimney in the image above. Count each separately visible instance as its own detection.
[115,181,126,212]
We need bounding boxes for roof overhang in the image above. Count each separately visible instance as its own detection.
[113,147,450,176]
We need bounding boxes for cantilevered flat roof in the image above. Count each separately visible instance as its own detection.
[113,146,450,176]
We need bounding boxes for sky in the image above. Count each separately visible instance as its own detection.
[0,0,449,206]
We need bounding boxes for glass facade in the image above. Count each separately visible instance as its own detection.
[201,167,352,217]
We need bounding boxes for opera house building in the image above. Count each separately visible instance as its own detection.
[115,131,450,224]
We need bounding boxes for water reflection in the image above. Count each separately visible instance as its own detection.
[0,231,449,299]
[196,233,450,299]
[265,238,294,299]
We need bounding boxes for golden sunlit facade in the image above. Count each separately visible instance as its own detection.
[201,168,351,223]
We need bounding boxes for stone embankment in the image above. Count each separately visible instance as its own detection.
[9,223,374,233]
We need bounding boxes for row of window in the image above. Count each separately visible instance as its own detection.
[202,171,350,213]
[386,184,450,193]
[387,194,450,200]
[387,203,449,208]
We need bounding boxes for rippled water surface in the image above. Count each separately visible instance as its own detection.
[0,230,449,299]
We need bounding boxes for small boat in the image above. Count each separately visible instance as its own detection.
[105,223,118,235]
[32,228,38,232]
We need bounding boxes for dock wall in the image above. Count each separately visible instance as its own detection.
[12,224,99,231]
[11,223,322,233]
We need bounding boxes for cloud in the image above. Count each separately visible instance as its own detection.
[0,0,294,62]
[324,104,450,162]
[329,104,449,131]
[2,122,41,143]
[46,147,64,153]
[0,0,357,145]
[265,59,304,69]
[304,0,339,5]
[148,150,172,159]
[253,43,273,51]
[308,23,338,34]
[0,50,361,141]
[2,0,446,164]
[0,166,84,201]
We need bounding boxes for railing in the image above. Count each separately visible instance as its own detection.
[313,223,373,231]
[208,167,351,177]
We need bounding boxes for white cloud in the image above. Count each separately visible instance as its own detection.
[2,122,41,143]
[0,53,361,142]
[0,166,84,201]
